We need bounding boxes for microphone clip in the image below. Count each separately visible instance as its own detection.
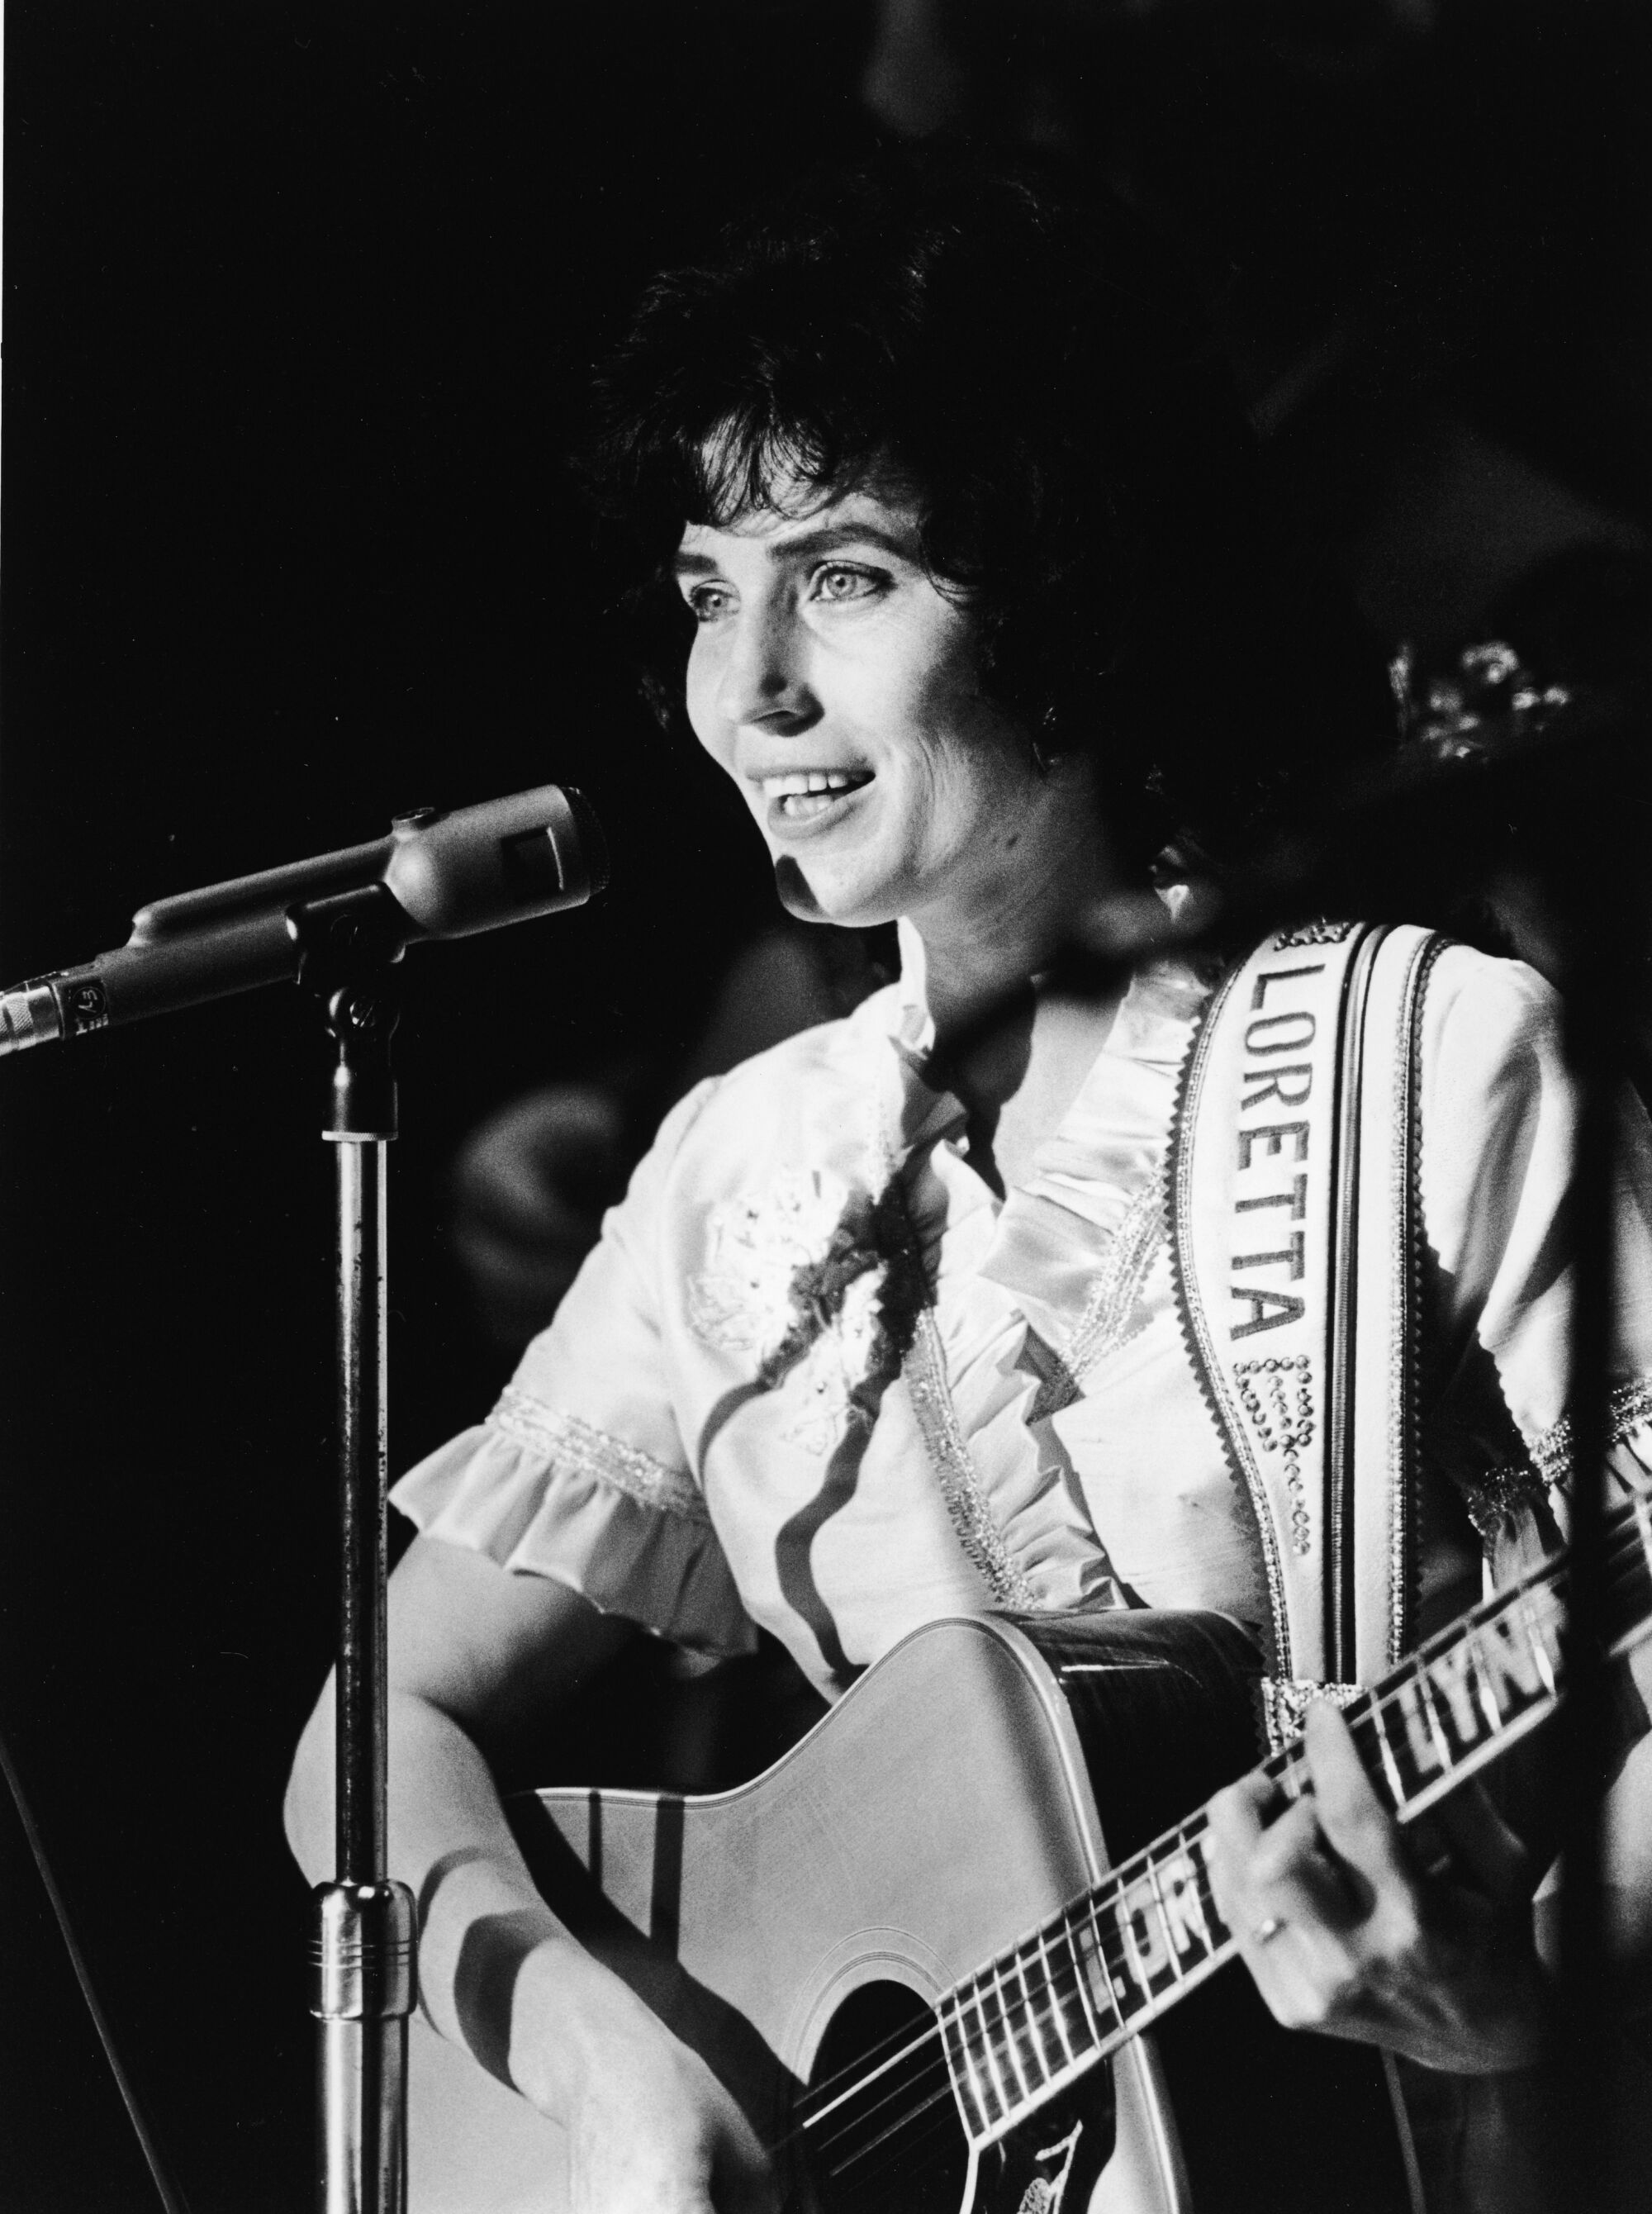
[290,882,407,1143]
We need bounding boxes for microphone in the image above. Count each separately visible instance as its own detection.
[0,784,609,1056]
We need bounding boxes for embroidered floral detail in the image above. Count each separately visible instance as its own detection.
[690,1171,856,1362]
[779,1269,887,1454]
[691,1171,930,1456]
[489,1389,708,1522]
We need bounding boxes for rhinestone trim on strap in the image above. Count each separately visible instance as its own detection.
[1233,1354,1316,1557]
[489,1387,710,1523]
[1260,1675,1365,1753]
[1274,919,1360,949]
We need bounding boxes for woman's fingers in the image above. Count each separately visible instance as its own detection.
[1299,1703,1398,1854]
[1203,1699,1555,2067]
[1206,1780,1365,2030]
[1206,1704,1430,2031]
[1207,1752,1366,1941]
[1296,1708,1530,1909]
[1428,1780,1535,1910]
[1297,1703,1419,1929]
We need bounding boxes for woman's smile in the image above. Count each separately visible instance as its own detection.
[759,767,876,831]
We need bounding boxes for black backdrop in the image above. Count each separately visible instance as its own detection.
[2,6,1649,2211]
[0,9,876,2208]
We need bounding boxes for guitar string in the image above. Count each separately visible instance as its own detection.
[776,1521,1652,2170]
[822,2102,961,2198]
[821,2079,961,2183]
[783,1513,1650,2147]
[784,1496,1647,2134]
[787,1520,1652,2171]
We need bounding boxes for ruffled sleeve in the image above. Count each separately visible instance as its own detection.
[1418,948,1652,1590]
[391,1081,759,1657]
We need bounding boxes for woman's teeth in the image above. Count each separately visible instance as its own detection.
[762,769,871,820]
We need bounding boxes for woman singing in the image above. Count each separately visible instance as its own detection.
[287,149,1652,2214]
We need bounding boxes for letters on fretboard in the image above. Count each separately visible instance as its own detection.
[937,1488,1652,2150]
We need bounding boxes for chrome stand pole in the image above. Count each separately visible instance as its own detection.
[1552,876,1629,2214]
[301,907,416,2214]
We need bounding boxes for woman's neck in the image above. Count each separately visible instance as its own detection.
[911,799,1130,1047]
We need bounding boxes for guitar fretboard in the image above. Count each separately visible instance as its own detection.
[936,1489,1652,2147]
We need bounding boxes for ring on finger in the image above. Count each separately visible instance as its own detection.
[1251,1914,1287,1946]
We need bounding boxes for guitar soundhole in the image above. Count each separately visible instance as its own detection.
[800,1980,969,2214]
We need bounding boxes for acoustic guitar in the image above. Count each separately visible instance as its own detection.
[406,1489,1652,2213]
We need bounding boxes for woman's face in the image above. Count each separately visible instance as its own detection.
[676,482,1052,934]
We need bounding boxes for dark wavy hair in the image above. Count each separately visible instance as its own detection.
[582,145,1390,873]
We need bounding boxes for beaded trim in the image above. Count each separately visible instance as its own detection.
[904,1304,1039,1610]
[1460,1377,1652,1543]
[488,1387,710,1523]
[1166,954,1294,1678]
[1274,919,1359,949]
[1024,1182,1165,1423]
[1458,1459,1555,1544]
[1260,1675,1365,1754]
[881,1166,1037,1610]
[1389,929,1446,1666]
[1063,1181,1165,1385]
[1023,1330,1081,1424]
[1526,1378,1652,1489]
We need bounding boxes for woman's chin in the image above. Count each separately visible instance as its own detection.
[771,855,898,930]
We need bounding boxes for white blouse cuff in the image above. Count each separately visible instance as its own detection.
[389,1390,758,1657]
[1463,1377,1652,1561]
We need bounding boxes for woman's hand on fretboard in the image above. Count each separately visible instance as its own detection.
[1203,1699,1552,2074]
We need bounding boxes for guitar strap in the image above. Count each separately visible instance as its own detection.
[1168,920,1446,1751]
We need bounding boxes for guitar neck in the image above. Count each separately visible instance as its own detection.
[937,1487,1652,2146]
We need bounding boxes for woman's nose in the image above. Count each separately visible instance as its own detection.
[717,600,815,731]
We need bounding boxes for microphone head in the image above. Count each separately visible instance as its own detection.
[382,784,610,939]
[561,786,611,898]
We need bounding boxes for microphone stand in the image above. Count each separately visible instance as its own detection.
[297,883,419,2214]
[0,786,605,2212]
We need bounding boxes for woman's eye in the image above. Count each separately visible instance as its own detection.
[813,564,883,605]
[686,584,733,623]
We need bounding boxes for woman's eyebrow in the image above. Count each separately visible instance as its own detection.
[672,518,919,581]
[766,520,916,564]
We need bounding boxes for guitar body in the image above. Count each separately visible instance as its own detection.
[408,1611,1414,2213]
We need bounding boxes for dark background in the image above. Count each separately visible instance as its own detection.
[0,5,1647,2209]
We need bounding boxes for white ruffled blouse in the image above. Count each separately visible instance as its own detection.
[392,924,1652,1700]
